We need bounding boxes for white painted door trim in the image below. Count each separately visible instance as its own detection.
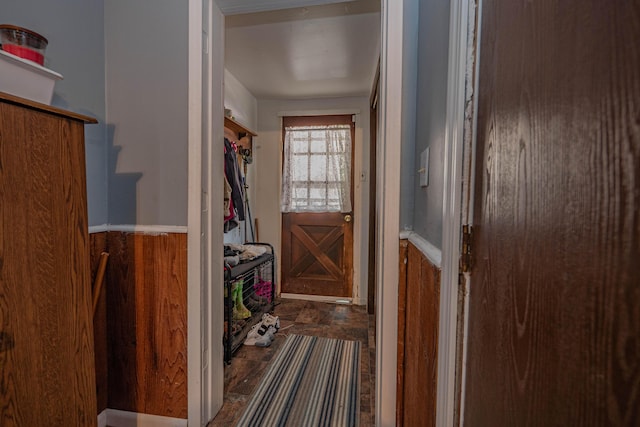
[187,0,205,425]
[206,2,227,422]
[277,109,361,117]
[187,0,225,425]
[436,0,473,425]
[376,0,403,425]
[102,409,188,427]
[458,0,482,424]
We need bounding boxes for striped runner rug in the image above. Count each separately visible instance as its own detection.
[236,334,361,427]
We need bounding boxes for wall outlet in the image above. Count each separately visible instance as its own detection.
[420,147,430,187]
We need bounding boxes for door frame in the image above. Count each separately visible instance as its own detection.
[280,114,356,298]
[452,1,481,424]
[376,0,474,425]
[437,0,475,425]
[368,60,380,315]
[277,108,366,304]
[376,1,403,424]
[187,0,205,425]
[187,0,225,425]
[189,0,475,424]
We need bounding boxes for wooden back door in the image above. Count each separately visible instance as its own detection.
[281,115,355,297]
[464,0,640,425]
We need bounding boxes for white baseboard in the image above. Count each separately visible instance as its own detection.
[104,409,187,427]
[351,296,366,305]
[97,409,107,427]
[280,293,356,305]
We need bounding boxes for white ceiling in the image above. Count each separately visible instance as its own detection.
[223,0,381,100]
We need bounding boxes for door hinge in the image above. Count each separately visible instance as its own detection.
[460,224,473,273]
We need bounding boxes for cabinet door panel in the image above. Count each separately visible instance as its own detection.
[0,101,96,426]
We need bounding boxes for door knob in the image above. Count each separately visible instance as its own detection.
[344,214,352,223]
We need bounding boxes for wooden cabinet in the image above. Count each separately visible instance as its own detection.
[0,92,98,426]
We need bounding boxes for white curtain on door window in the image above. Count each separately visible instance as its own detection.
[281,124,352,213]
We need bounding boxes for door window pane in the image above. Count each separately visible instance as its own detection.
[281,124,352,213]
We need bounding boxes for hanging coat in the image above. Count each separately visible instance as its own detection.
[224,138,246,221]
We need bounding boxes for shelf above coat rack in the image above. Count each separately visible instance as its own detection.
[224,116,257,150]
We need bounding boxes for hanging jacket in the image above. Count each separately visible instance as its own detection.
[224,138,246,221]
[224,175,233,218]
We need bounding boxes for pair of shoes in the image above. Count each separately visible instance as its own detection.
[244,321,275,347]
[245,295,265,311]
[261,313,280,332]
[254,280,273,303]
[245,293,269,311]
[250,293,269,306]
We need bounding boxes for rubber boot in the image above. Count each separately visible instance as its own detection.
[232,282,243,320]
[234,279,252,319]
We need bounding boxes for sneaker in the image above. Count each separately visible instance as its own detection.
[264,324,278,338]
[262,313,280,331]
[258,322,276,341]
[244,322,273,347]
[244,334,270,347]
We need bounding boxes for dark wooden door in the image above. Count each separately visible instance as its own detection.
[464,1,640,425]
[281,115,355,297]
[0,95,97,426]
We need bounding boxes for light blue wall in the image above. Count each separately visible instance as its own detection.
[5,0,190,227]
[411,0,451,248]
[105,0,188,226]
[3,0,108,226]
[399,0,419,232]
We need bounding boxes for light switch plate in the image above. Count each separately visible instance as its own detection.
[420,147,430,187]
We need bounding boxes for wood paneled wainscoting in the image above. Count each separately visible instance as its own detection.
[90,231,188,420]
[397,237,441,427]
